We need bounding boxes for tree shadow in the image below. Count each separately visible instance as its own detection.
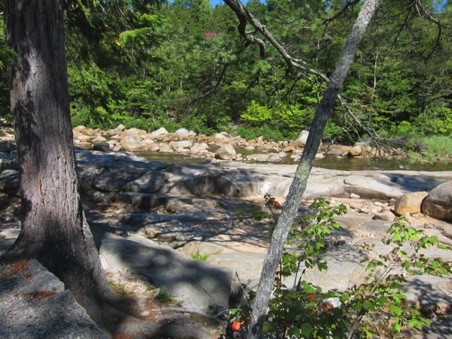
[382,173,447,193]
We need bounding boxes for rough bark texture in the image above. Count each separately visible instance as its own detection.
[2,0,115,328]
[247,1,380,337]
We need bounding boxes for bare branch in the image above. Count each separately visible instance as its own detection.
[323,0,361,26]
[413,0,443,59]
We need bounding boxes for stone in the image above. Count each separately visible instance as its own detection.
[98,231,233,314]
[215,144,236,160]
[174,128,190,136]
[149,127,169,139]
[373,210,395,221]
[120,134,144,152]
[394,191,429,215]
[422,181,452,222]
[326,145,352,156]
[104,124,125,136]
[246,154,270,162]
[171,140,193,150]
[92,142,110,152]
[344,175,404,200]
[347,145,362,156]
[0,260,107,339]
[296,130,309,145]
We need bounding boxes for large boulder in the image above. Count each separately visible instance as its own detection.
[344,175,402,200]
[215,144,236,160]
[295,130,309,145]
[422,181,452,222]
[97,231,234,315]
[0,260,107,339]
[393,191,429,215]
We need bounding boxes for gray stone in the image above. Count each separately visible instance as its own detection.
[422,181,452,222]
[149,127,169,139]
[296,130,309,145]
[120,134,143,152]
[344,175,403,199]
[215,144,236,160]
[0,260,107,339]
[98,232,233,314]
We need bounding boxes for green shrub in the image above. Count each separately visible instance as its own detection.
[230,199,451,338]
[155,289,178,304]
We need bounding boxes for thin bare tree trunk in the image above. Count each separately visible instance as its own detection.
[247,1,379,337]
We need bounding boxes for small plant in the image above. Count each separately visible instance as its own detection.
[156,289,178,304]
[346,217,451,337]
[146,284,157,291]
[190,249,209,261]
[228,200,451,338]
[236,202,272,221]
[107,279,132,296]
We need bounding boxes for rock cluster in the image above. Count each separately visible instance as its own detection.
[73,124,382,163]
[1,131,452,337]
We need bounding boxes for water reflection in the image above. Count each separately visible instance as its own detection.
[313,156,452,172]
[136,150,451,172]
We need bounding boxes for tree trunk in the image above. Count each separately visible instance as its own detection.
[2,0,116,328]
[247,1,379,337]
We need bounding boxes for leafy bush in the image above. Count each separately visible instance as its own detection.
[230,200,451,338]
[236,125,290,141]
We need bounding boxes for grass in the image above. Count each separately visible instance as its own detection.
[107,279,133,296]
[406,135,452,163]
[155,289,180,304]
[190,249,209,261]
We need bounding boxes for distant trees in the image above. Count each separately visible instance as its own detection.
[0,0,450,142]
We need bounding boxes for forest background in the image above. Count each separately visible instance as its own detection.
[0,0,451,161]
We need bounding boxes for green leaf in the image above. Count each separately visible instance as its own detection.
[389,304,402,315]
[363,300,375,310]
[300,323,313,338]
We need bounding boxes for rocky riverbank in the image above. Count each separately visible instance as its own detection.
[1,130,452,338]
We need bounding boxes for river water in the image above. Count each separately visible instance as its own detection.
[136,150,452,172]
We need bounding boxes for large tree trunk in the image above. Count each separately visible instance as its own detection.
[2,0,116,327]
[247,1,379,337]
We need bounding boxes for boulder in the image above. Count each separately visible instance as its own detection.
[344,175,403,200]
[98,231,233,315]
[174,128,190,136]
[326,145,352,156]
[149,127,169,139]
[215,144,236,160]
[394,191,429,215]
[0,260,107,339]
[296,130,309,145]
[422,181,452,222]
[347,145,362,157]
[120,134,143,152]
[171,140,193,151]
[104,124,125,136]
[92,142,110,152]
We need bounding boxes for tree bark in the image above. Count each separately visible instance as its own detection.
[246,1,379,337]
[2,0,116,328]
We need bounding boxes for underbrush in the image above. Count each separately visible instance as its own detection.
[228,198,451,338]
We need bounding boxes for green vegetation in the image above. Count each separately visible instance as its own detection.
[236,203,272,221]
[107,279,133,297]
[155,289,178,304]
[0,1,450,161]
[230,199,451,338]
[190,249,209,261]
